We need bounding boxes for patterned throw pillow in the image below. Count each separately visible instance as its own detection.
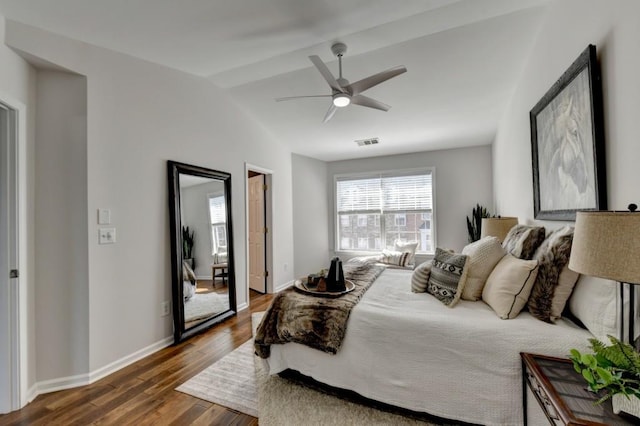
[461,236,506,301]
[427,248,469,307]
[381,249,409,267]
[528,226,579,322]
[411,261,432,293]
[502,225,546,260]
[482,254,539,319]
[394,240,419,265]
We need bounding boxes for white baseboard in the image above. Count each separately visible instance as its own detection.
[275,280,294,293]
[32,335,173,397]
[236,301,249,312]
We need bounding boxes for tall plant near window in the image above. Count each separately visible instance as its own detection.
[182,226,195,267]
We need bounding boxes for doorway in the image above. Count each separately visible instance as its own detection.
[0,100,20,413]
[245,164,273,303]
[248,172,267,293]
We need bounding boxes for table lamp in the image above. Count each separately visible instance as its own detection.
[569,210,640,345]
[480,217,518,243]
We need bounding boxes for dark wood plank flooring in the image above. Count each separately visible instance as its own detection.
[0,290,274,426]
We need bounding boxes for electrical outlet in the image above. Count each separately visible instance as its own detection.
[161,301,170,317]
[98,227,116,244]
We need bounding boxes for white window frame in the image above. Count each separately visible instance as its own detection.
[334,167,436,255]
[207,193,227,256]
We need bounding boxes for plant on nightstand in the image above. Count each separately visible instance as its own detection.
[570,336,640,417]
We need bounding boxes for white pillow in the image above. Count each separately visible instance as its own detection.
[461,236,506,301]
[482,254,539,319]
[183,280,195,301]
[381,249,410,267]
[569,275,617,342]
[411,261,431,293]
[394,240,419,265]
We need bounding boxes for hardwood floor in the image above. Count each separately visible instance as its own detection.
[0,290,274,426]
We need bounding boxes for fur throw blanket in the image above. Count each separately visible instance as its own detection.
[254,264,385,358]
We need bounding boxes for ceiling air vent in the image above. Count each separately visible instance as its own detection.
[355,137,379,147]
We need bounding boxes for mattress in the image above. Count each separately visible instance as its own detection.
[265,268,593,426]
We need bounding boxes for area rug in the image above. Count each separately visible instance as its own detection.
[256,359,438,426]
[183,292,229,322]
[176,338,257,417]
[177,311,442,425]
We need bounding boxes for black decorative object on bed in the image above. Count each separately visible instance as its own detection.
[254,263,385,358]
[326,257,346,292]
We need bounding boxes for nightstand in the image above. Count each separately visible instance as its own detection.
[521,353,635,425]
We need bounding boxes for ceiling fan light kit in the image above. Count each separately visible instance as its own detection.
[276,42,407,122]
[333,93,351,107]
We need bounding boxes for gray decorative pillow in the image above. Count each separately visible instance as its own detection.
[411,261,432,293]
[427,248,469,307]
[502,225,546,260]
[528,226,579,322]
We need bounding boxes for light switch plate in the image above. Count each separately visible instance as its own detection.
[99,227,116,244]
[98,208,111,225]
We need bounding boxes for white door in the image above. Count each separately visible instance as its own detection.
[0,102,19,413]
[248,174,266,293]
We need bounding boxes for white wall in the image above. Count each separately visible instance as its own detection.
[0,15,37,408]
[326,145,494,258]
[494,0,640,224]
[34,70,89,381]
[4,20,295,385]
[291,154,330,277]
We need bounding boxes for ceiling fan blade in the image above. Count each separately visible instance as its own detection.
[351,95,390,111]
[309,55,344,93]
[323,104,338,123]
[275,95,331,102]
[345,65,407,96]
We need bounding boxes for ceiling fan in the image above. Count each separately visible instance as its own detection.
[276,42,407,123]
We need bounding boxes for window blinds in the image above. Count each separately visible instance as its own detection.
[209,195,226,224]
[336,171,432,214]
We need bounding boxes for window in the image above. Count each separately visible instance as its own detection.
[208,195,227,255]
[335,169,434,253]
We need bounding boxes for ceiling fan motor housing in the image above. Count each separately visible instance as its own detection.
[331,42,347,57]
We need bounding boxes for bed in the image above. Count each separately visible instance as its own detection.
[260,268,594,426]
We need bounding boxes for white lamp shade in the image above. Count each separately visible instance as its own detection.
[569,211,640,284]
[480,217,518,242]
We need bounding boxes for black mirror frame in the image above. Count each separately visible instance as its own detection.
[168,160,237,344]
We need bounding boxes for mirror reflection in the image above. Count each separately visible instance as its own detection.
[168,161,236,343]
[180,175,230,328]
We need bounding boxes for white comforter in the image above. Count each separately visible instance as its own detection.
[265,268,593,426]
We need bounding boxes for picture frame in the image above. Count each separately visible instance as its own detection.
[530,44,607,221]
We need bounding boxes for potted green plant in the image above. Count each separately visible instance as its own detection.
[182,226,195,268]
[466,204,492,243]
[570,336,640,418]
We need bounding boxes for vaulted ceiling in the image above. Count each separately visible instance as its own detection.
[0,0,549,160]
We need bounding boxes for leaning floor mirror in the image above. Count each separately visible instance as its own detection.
[168,160,237,343]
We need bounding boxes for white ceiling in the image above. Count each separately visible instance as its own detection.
[0,0,549,161]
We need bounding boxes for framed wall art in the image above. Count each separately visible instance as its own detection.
[530,44,607,221]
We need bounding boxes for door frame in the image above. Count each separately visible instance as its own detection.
[0,95,28,413]
[244,163,273,304]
